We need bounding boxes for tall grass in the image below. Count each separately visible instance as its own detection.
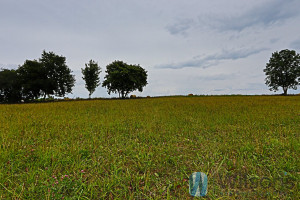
[0,96,299,199]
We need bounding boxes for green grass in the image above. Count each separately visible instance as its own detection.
[0,96,299,199]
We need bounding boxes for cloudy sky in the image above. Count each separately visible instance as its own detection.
[1,0,300,98]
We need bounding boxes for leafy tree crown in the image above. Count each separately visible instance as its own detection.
[81,60,101,98]
[102,60,148,98]
[264,49,300,95]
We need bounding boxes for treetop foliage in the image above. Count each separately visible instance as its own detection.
[39,51,75,97]
[0,68,21,103]
[264,49,300,95]
[102,60,148,98]
[81,60,101,98]
[0,51,75,103]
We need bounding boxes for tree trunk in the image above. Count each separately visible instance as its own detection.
[283,87,288,96]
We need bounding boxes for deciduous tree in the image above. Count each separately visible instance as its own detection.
[17,60,46,100]
[82,60,101,98]
[264,49,300,95]
[0,68,22,103]
[102,60,148,98]
[40,51,75,98]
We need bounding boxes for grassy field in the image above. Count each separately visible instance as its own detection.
[0,96,299,199]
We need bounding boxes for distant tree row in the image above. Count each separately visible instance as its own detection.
[0,51,148,103]
[1,48,299,103]
[81,60,147,99]
[0,51,75,103]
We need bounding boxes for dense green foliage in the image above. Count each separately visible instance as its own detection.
[39,51,76,98]
[17,60,47,100]
[0,69,21,103]
[102,61,148,98]
[81,60,101,98]
[0,96,299,199]
[264,49,300,95]
[0,51,75,103]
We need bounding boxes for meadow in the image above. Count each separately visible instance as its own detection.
[0,96,299,199]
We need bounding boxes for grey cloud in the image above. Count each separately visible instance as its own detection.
[166,18,194,36]
[235,83,267,91]
[212,83,267,93]
[269,38,280,44]
[212,89,225,92]
[157,47,268,69]
[247,83,267,89]
[191,73,237,82]
[200,73,237,81]
[168,0,299,36]
[289,39,300,51]
[208,0,299,32]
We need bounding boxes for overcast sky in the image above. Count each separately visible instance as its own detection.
[1,0,300,98]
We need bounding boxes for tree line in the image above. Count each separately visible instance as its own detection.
[1,49,299,103]
[0,51,148,103]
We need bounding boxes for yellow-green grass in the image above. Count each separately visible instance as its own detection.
[0,96,299,199]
